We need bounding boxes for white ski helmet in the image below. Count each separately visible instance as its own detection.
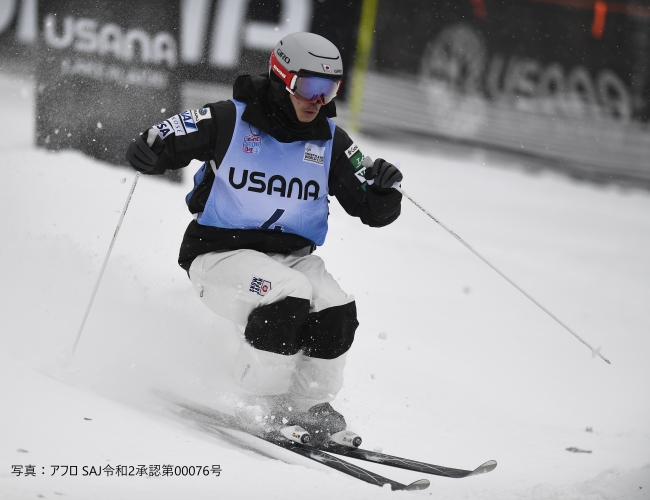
[269,32,343,104]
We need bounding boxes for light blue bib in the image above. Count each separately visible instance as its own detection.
[196,100,336,246]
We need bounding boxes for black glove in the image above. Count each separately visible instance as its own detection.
[126,135,159,172]
[365,158,402,189]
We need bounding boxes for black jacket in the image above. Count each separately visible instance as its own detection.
[132,75,402,271]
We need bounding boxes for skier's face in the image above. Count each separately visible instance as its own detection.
[289,93,322,123]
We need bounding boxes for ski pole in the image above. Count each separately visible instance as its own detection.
[394,184,611,365]
[72,172,141,356]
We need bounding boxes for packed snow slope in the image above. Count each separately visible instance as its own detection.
[1,72,649,499]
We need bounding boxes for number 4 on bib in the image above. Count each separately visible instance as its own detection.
[259,209,285,231]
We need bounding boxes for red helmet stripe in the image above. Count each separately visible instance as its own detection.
[269,51,294,88]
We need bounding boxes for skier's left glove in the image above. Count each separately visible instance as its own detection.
[364,158,402,189]
[126,133,160,173]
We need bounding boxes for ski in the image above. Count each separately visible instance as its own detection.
[202,421,430,491]
[314,445,497,478]
[166,394,497,479]
[155,390,429,491]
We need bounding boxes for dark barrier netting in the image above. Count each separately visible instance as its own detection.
[35,0,181,179]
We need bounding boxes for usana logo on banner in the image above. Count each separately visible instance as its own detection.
[372,0,650,125]
[35,0,181,177]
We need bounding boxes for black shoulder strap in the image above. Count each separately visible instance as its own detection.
[211,100,236,170]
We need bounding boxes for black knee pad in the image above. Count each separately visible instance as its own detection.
[244,296,310,355]
[298,301,358,359]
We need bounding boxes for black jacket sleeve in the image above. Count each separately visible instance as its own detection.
[328,126,402,227]
[128,102,235,175]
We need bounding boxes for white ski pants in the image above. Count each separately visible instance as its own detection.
[189,249,356,409]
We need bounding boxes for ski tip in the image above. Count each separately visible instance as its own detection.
[471,460,497,476]
[404,479,430,491]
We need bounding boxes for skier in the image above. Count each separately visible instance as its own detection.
[126,32,403,444]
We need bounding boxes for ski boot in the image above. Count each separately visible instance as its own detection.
[299,403,362,448]
[236,398,361,448]
[235,396,311,444]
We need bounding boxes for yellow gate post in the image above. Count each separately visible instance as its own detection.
[347,0,380,132]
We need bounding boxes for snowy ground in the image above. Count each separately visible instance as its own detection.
[1,71,649,499]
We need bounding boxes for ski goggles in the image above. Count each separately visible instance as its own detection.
[270,52,341,104]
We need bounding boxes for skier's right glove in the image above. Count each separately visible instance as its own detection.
[126,134,159,173]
